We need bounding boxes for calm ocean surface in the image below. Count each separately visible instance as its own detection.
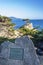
[11,18,43,30]
[30,20,43,30]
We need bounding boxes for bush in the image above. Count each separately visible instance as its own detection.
[0,37,15,45]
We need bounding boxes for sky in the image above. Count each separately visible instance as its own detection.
[0,0,43,19]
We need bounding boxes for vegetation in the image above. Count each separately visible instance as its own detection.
[0,15,15,44]
[31,29,43,47]
[0,37,15,45]
[0,15,15,38]
[22,19,29,21]
[0,16,43,47]
[19,26,43,47]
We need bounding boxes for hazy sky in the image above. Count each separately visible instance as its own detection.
[0,0,43,19]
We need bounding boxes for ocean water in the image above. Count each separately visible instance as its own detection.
[30,20,43,30]
[11,17,43,30]
[11,17,26,29]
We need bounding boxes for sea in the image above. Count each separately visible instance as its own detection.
[11,17,43,30]
[30,20,43,30]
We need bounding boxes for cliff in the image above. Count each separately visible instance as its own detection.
[0,16,33,39]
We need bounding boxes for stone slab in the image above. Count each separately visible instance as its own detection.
[0,36,40,65]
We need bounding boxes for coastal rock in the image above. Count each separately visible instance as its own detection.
[0,57,8,65]
[24,23,33,29]
[0,36,40,65]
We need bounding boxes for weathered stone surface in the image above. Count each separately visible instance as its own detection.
[0,36,40,65]
[38,55,43,65]
[0,46,2,53]
[0,57,8,65]
[15,36,40,65]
